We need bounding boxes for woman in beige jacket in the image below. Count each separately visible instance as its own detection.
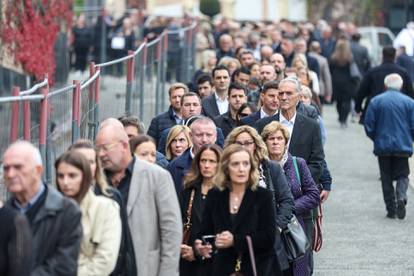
[55,150,122,276]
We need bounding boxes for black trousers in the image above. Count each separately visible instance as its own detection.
[336,98,351,123]
[378,156,410,214]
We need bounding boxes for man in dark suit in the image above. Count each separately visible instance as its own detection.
[255,77,325,182]
[167,116,217,192]
[214,82,247,138]
[350,33,371,76]
[147,83,188,145]
[241,81,279,127]
[396,46,414,82]
[355,46,414,123]
[202,65,230,119]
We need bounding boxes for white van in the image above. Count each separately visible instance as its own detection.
[358,26,395,67]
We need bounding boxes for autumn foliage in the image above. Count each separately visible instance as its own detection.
[0,0,73,84]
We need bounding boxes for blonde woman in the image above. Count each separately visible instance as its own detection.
[329,39,358,127]
[193,49,217,88]
[218,56,241,76]
[69,139,136,276]
[165,125,192,161]
[225,126,294,273]
[262,121,320,276]
[195,144,277,275]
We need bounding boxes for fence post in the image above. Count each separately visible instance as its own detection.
[93,67,101,139]
[88,63,96,140]
[10,87,20,142]
[140,43,147,121]
[72,80,81,143]
[23,100,31,141]
[39,87,49,183]
[155,39,163,116]
[125,51,135,116]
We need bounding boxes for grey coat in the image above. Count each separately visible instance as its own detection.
[309,52,332,98]
[127,159,182,276]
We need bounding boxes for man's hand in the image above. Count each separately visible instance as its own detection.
[320,190,330,203]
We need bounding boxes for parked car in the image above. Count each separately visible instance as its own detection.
[358,26,395,67]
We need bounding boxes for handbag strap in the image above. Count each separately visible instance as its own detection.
[246,236,257,276]
[292,157,301,188]
[184,189,195,226]
[313,203,323,252]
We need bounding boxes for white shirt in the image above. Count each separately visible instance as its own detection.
[215,92,228,115]
[260,108,278,119]
[279,112,297,149]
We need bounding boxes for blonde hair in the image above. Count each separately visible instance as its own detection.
[261,121,290,145]
[165,125,192,160]
[213,144,259,191]
[292,53,308,69]
[201,49,217,70]
[68,139,112,197]
[225,126,269,163]
[331,39,353,65]
[218,57,241,70]
[168,82,189,97]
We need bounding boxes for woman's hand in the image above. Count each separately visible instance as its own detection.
[194,239,213,258]
[180,245,196,261]
[215,231,234,249]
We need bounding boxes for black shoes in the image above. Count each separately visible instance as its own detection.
[386,212,396,219]
[396,200,406,219]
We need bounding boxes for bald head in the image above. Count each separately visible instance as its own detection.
[3,141,43,202]
[96,120,131,172]
[270,53,286,73]
[384,73,403,91]
[190,117,217,153]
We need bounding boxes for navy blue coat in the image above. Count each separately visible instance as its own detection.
[147,106,177,145]
[240,111,261,127]
[167,148,193,193]
[364,89,414,156]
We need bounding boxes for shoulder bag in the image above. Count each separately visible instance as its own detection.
[230,235,257,276]
[182,189,195,245]
[280,157,310,262]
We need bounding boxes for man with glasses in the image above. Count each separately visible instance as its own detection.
[167,116,217,193]
[96,118,182,276]
[241,81,280,127]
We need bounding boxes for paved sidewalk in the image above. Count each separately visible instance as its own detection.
[314,105,414,276]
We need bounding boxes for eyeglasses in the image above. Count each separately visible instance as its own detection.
[235,140,255,147]
[96,141,120,153]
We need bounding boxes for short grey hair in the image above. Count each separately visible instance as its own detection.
[384,73,403,91]
[7,140,43,166]
[279,77,301,93]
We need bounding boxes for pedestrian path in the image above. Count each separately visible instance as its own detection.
[314,105,414,276]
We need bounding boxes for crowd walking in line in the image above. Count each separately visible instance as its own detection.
[2,12,414,276]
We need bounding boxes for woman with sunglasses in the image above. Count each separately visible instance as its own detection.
[225,125,294,274]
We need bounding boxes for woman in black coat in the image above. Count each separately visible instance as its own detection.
[225,125,294,273]
[179,144,222,276]
[196,144,277,276]
[329,39,359,128]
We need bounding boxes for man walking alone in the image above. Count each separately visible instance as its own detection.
[364,73,414,219]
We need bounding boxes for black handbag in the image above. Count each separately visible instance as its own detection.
[281,214,310,262]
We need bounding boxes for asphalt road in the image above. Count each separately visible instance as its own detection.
[314,105,414,276]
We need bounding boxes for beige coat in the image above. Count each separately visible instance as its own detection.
[78,189,122,276]
[127,159,182,276]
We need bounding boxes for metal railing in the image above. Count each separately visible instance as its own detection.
[0,21,197,197]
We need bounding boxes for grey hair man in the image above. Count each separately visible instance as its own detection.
[3,140,82,276]
[96,119,182,276]
[364,73,414,219]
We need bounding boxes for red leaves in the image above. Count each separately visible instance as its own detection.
[0,0,73,85]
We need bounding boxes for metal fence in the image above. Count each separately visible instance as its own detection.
[0,21,197,197]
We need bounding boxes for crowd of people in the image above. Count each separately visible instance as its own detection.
[2,14,414,276]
